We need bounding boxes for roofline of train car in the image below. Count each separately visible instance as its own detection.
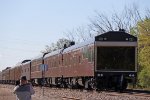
[30,54,43,61]
[21,60,31,65]
[44,38,95,59]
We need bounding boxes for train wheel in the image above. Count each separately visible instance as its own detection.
[84,79,91,90]
[91,81,97,90]
[68,81,73,89]
[120,80,128,92]
[67,78,80,89]
[49,78,53,87]
[116,75,128,92]
[60,82,67,88]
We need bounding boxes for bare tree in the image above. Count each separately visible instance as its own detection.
[64,25,93,42]
[64,4,142,42]
[64,29,76,42]
[146,8,150,18]
[41,38,72,54]
[90,4,142,34]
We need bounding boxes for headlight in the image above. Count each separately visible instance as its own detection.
[129,74,135,77]
[132,74,135,77]
[97,74,103,77]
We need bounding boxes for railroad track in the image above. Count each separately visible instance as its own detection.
[62,96,80,100]
[39,86,150,99]
[1,84,150,100]
[60,89,150,100]
[102,89,150,98]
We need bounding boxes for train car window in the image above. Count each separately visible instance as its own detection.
[75,55,77,64]
[88,49,91,62]
[49,61,51,68]
[82,46,94,62]
[56,59,58,67]
[70,57,72,66]
[68,54,70,66]
[56,60,58,67]
[97,47,135,71]
[59,57,61,65]
[54,61,56,67]
[66,55,68,66]
[63,56,65,66]
[54,57,56,67]
[52,58,54,67]
[75,56,77,64]
[56,56,58,67]
[52,60,54,67]
[36,65,38,71]
[73,56,75,64]
[32,66,34,72]
[72,56,74,65]
[83,47,88,59]
[50,61,52,68]
[91,49,94,62]
[64,55,66,66]
[67,54,69,66]
[79,56,81,63]
[51,59,53,67]
[72,56,74,64]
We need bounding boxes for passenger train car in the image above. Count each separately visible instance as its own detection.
[0,30,137,91]
[9,67,15,84]
[21,60,31,81]
[1,67,11,84]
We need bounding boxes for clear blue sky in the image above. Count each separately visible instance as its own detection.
[0,0,149,71]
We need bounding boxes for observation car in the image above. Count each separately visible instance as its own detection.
[41,30,137,91]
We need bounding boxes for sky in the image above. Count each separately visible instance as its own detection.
[0,0,150,71]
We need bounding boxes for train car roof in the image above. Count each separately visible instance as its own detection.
[63,39,94,53]
[15,62,22,66]
[44,49,63,58]
[95,31,137,42]
[31,54,43,61]
[22,60,31,65]
[44,39,94,58]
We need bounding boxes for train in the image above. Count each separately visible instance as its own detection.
[0,30,138,91]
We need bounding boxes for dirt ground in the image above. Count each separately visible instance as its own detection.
[1,84,149,100]
[0,85,40,100]
[0,85,16,100]
[0,85,58,100]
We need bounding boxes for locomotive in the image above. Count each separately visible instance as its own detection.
[0,30,137,91]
